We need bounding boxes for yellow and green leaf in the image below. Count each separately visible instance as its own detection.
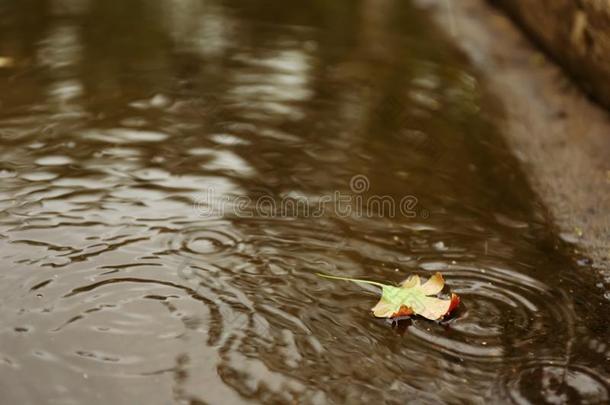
[317,272,460,321]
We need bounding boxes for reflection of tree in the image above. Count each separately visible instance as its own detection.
[0,0,50,60]
[79,0,170,107]
[0,0,519,214]
[0,0,51,108]
[0,0,520,219]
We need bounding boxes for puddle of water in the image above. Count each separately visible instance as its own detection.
[0,0,608,403]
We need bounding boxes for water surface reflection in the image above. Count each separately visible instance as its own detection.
[0,0,608,403]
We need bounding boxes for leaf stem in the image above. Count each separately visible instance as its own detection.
[316,273,387,288]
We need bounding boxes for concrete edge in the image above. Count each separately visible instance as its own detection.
[415,0,610,281]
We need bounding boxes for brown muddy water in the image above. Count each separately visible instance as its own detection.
[0,0,609,404]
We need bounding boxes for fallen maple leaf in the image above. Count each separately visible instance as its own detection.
[317,272,460,321]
